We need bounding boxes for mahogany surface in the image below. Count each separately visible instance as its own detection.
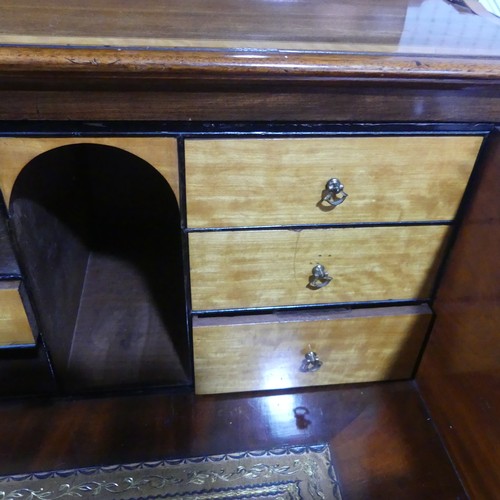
[417,131,500,499]
[0,382,465,499]
[0,1,498,123]
[0,1,498,497]
[1,87,498,122]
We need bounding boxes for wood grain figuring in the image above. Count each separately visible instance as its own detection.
[185,137,481,227]
[0,383,466,499]
[64,251,190,392]
[417,130,500,499]
[0,281,35,347]
[193,305,432,394]
[188,226,450,311]
[0,0,498,58]
[0,138,179,206]
[0,48,499,87]
[1,89,499,123]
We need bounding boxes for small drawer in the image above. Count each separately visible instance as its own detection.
[185,136,481,228]
[0,281,35,347]
[193,305,432,394]
[189,225,449,311]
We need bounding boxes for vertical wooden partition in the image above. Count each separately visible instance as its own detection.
[6,140,190,393]
[417,131,500,498]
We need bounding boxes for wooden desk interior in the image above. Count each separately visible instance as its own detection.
[0,1,498,498]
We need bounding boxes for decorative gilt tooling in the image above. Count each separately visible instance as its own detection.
[0,445,341,499]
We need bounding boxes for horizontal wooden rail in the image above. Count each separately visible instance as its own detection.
[0,47,499,86]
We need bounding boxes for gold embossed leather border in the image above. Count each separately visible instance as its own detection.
[0,444,342,499]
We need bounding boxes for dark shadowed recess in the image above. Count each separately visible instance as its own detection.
[8,144,190,394]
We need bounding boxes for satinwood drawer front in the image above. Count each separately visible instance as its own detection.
[189,225,449,311]
[0,281,35,347]
[184,136,481,228]
[193,305,432,394]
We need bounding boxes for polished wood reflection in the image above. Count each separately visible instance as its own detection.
[0,382,466,499]
[0,0,498,57]
[417,130,500,498]
[193,306,431,394]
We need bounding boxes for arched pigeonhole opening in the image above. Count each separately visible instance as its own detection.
[9,143,190,393]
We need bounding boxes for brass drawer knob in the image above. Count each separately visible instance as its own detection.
[321,177,348,207]
[300,349,323,372]
[308,263,332,289]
